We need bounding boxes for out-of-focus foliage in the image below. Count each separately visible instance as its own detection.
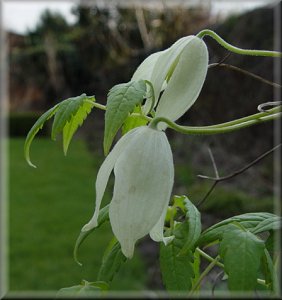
[8,4,210,111]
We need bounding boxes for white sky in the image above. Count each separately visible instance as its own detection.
[1,0,277,34]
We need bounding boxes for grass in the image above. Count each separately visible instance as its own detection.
[9,138,146,292]
[8,136,275,293]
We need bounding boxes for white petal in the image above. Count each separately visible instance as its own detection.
[81,127,143,232]
[149,204,174,246]
[131,51,162,82]
[151,36,195,108]
[131,36,195,114]
[131,51,164,115]
[156,36,209,130]
[109,127,174,258]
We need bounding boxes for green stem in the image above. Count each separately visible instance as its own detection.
[195,248,267,288]
[190,255,221,294]
[203,107,281,128]
[196,29,282,58]
[196,248,224,268]
[149,107,281,135]
[87,100,152,122]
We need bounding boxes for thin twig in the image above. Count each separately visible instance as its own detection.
[208,63,282,88]
[196,143,281,208]
[208,53,231,69]
[198,143,281,182]
[208,147,220,179]
[211,270,225,297]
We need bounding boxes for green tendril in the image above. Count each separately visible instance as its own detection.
[196,29,282,58]
[149,106,281,135]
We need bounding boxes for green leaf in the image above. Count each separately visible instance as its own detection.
[56,280,108,298]
[265,231,274,257]
[192,250,201,291]
[74,205,109,265]
[261,249,273,288]
[252,216,282,234]
[104,80,147,155]
[160,222,194,291]
[51,94,95,143]
[198,212,278,248]
[24,105,59,168]
[178,196,201,255]
[219,223,265,291]
[63,97,95,155]
[97,240,126,283]
[121,106,148,135]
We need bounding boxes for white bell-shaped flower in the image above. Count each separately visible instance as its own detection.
[132,35,209,129]
[82,126,174,258]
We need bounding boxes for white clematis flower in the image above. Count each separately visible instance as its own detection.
[132,35,209,129]
[82,126,174,258]
[82,35,209,258]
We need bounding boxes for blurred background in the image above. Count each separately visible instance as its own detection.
[3,0,280,295]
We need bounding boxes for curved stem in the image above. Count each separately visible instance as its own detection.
[149,107,281,135]
[190,255,221,294]
[196,29,282,58]
[87,100,152,122]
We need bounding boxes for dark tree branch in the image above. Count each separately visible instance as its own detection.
[208,63,282,89]
[196,143,281,208]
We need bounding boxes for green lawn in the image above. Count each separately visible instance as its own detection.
[9,138,146,292]
[8,136,274,294]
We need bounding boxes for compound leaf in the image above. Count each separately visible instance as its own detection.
[62,97,95,155]
[51,94,95,142]
[104,80,146,155]
[24,105,59,168]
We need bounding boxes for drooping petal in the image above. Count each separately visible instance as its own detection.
[109,126,174,258]
[156,36,209,130]
[81,127,143,232]
[149,203,174,246]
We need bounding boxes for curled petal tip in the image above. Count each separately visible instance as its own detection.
[81,220,97,232]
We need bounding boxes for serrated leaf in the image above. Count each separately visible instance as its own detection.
[198,212,278,248]
[24,105,59,168]
[178,196,201,255]
[104,80,147,155]
[51,94,94,141]
[219,223,265,291]
[160,222,194,291]
[121,106,148,135]
[63,97,95,155]
[74,205,109,265]
[172,195,186,213]
[97,240,126,283]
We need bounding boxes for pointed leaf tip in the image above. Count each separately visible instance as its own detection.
[103,80,147,155]
[24,105,59,167]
